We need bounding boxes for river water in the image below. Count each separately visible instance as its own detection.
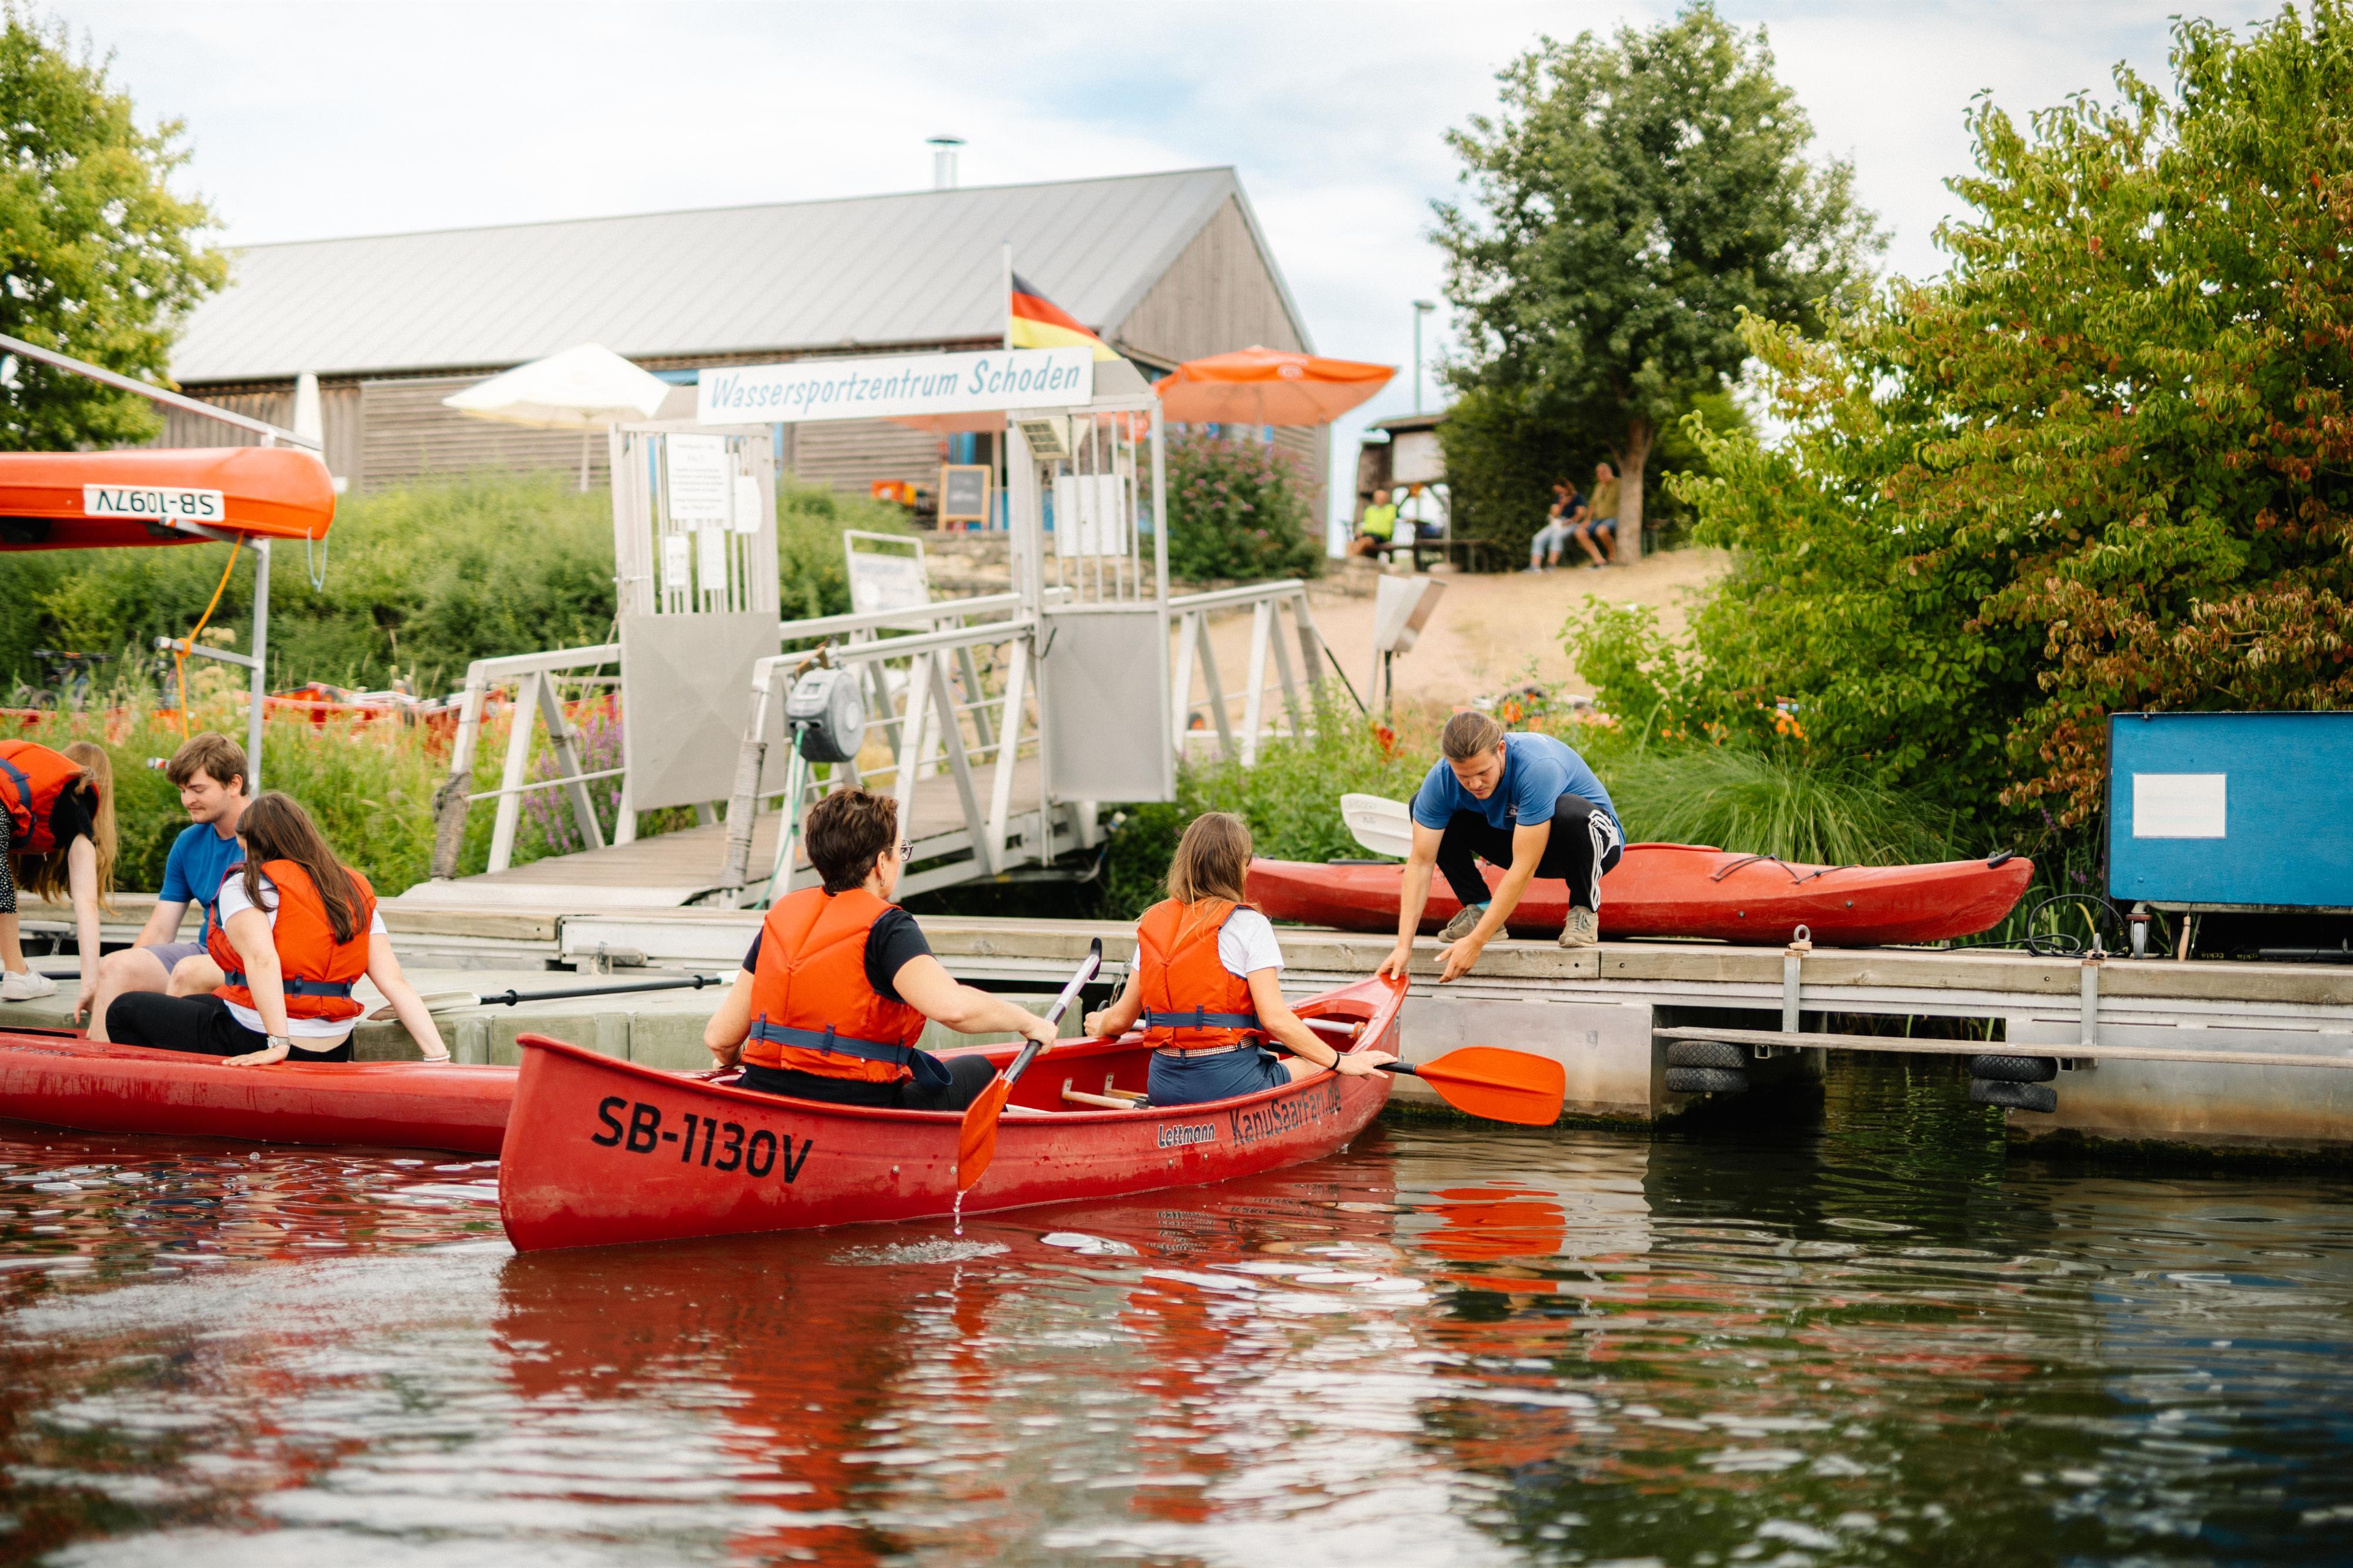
[2,1055,2350,1567]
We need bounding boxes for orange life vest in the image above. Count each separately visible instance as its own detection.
[741,886,926,1083]
[1135,897,1261,1052]
[0,740,91,856]
[206,859,376,1024]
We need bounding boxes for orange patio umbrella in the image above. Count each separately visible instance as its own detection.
[1153,346,1395,428]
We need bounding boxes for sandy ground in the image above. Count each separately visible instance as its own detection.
[1189,548,1728,720]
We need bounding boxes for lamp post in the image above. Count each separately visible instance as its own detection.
[1411,299,1437,415]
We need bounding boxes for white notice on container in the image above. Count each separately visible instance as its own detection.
[666,435,731,525]
[732,472,764,534]
[698,524,727,591]
[2132,772,2227,838]
[661,532,692,596]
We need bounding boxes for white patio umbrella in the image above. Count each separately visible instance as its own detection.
[442,342,671,490]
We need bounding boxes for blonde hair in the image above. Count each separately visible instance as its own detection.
[1166,812,1252,906]
[21,740,118,913]
[1440,709,1507,761]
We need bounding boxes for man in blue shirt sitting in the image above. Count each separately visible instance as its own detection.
[79,732,249,1042]
[1375,710,1623,983]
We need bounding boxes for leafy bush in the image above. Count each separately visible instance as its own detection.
[1163,433,1323,584]
[1602,745,1958,866]
[3,472,908,697]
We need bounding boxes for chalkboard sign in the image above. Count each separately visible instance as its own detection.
[940,463,992,525]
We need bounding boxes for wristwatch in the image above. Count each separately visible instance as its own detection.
[266,1035,293,1053]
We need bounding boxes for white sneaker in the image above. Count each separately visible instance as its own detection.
[1559,908,1601,948]
[1,969,59,1002]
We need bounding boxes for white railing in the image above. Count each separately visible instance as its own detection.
[429,643,619,878]
[1168,579,1331,766]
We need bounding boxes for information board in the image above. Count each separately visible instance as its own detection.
[665,434,732,525]
[2108,711,2353,909]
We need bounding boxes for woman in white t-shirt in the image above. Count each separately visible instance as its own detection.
[105,792,451,1066]
[1085,812,1392,1107]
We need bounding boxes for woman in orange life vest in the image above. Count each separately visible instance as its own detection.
[103,792,452,1066]
[0,739,116,1007]
[705,788,1062,1110]
[1085,811,1395,1108]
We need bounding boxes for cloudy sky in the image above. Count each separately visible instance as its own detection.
[56,0,2205,522]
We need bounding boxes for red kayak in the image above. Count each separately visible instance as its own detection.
[0,1029,511,1155]
[1247,846,2034,946]
[498,974,1407,1253]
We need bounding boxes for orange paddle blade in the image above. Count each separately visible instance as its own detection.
[1394,1046,1565,1126]
[955,1072,1014,1192]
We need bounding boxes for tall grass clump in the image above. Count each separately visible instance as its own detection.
[1598,745,1958,866]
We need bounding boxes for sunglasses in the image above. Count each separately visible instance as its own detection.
[893,840,913,862]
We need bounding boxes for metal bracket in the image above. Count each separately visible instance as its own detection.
[1782,925,1812,1033]
[156,635,258,672]
[2081,942,2104,1049]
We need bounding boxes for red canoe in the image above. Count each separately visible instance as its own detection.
[498,974,1407,1253]
[1247,846,2034,946]
[0,1029,511,1154]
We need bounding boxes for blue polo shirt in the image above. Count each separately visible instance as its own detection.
[1411,731,1621,838]
[158,822,246,942]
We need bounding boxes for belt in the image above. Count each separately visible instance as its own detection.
[748,1018,914,1066]
[1154,1042,1260,1059]
[1142,1009,1259,1032]
[221,972,356,999]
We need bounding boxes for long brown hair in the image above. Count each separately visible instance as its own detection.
[19,740,118,914]
[1166,812,1252,907]
[236,792,365,943]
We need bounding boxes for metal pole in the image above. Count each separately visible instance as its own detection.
[246,540,270,792]
[1411,299,1437,416]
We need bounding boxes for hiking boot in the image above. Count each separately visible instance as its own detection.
[1438,906,1487,942]
[1559,908,1601,948]
[1,969,58,1002]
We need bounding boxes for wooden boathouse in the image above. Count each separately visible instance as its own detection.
[156,166,1328,508]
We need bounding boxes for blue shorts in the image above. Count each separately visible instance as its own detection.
[1148,1046,1291,1108]
[141,941,207,976]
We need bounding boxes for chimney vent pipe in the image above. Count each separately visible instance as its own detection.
[927,135,964,191]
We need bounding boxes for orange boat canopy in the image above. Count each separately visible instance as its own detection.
[1153,346,1395,428]
[0,446,336,552]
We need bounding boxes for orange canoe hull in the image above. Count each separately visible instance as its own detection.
[0,446,335,550]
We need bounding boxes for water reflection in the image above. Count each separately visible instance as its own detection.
[1,1053,2349,1566]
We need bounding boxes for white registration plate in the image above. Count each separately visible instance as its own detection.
[82,484,226,523]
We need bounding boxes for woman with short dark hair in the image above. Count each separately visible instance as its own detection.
[702,788,1060,1110]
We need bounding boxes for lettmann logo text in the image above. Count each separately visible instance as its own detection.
[699,349,1091,423]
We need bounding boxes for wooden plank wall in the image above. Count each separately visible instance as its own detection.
[164,383,364,488]
[1112,197,1307,364]
[791,418,944,495]
[359,374,610,491]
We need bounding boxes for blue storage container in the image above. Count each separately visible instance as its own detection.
[2107,712,2353,910]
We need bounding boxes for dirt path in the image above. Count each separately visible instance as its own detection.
[1191,548,1728,719]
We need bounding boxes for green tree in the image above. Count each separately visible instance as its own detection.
[1614,0,2353,832]
[0,5,225,449]
[1434,2,1881,561]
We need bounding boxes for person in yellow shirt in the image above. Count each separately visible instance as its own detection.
[1351,488,1401,558]
[1574,462,1620,566]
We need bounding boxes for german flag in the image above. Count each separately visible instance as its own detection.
[1009,273,1121,362]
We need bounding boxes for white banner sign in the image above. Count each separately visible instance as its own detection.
[697,348,1092,425]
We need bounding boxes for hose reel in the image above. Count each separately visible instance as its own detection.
[784,664,865,763]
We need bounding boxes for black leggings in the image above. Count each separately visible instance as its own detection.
[1429,791,1625,913]
[738,1052,997,1112]
[105,992,355,1061]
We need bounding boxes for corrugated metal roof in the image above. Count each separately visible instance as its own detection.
[171,168,1291,385]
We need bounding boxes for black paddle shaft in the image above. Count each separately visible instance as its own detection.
[479,973,722,1008]
[999,940,1104,1092]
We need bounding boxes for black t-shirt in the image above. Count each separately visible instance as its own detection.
[44,782,96,851]
[740,906,933,1005]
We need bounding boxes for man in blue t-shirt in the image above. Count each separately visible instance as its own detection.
[79,733,248,1042]
[1375,710,1624,983]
